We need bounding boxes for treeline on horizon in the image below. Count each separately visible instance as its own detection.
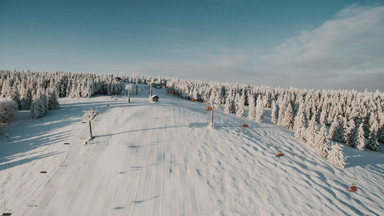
[0,70,130,121]
[0,70,168,122]
[1,70,383,155]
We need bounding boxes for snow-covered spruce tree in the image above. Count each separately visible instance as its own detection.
[255,95,264,122]
[366,129,381,151]
[192,88,198,101]
[306,116,318,147]
[329,116,344,143]
[30,89,48,119]
[378,109,384,143]
[271,100,278,124]
[10,85,21,109]
[315,124,330,157]
[294,106,307,142]
[319,108,328,126]
[248,93,256,120]
[283,102,294,129]
[235,93,245,118]
[362,114,370,138]
[327,143,346,168]
[0,99,18,123]
[328,117,338,141]
[20,86,32,110]
[356,123,366,150]
[47,89,60,111]
[30,95,41,119]
[277,101,286,126]
[224,94,235,114]
[345,119,357,147]
[369,112,378,134]
[1,78,12,97]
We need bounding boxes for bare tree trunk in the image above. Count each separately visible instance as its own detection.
[210,108,214,125]
[128,90,131,103]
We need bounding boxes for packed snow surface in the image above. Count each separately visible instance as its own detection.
[1,87,383,215]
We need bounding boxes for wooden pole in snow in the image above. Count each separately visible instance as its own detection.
[89,119,93,140]
[210,108,214,125]
[128,90,131,103]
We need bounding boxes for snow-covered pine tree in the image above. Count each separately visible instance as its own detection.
[0,99,18,123]
[248,93,256,120]
[315,124,330,157]
[39,89,49,116]
[192,87,198,101]
[255,95,264,122]
[277,101,286,126]
[30,88,48,119]
[319,108,328,126]
[329,116,344,142]
[345,119,357,147]
[378,108,384,143]
[294,105,307,142]
[328,117,338,141]
[362,113,370,138]
[283,102,294,129]
[47,88,60,110]
[30,95,40,119]
[236,93,245,118]
[10,85,21,109]
[306,116,318,147]
[224,94,235,114]
[356,123,365,150]
[327,143,346,168]
[271,100,278,124]
[366,129,381,151]
[20,86,32,110]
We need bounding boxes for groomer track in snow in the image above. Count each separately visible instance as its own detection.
[1,87,383,215]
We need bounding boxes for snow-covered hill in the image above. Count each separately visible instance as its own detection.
[1,87,383,215]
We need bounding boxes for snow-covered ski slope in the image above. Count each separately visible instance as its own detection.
[1,86,383,216]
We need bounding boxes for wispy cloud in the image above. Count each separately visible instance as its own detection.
[257,5,384,91]
[123,5,384,91]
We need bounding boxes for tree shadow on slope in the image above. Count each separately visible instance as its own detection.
[344,144,384,169]
[0,96,131,171]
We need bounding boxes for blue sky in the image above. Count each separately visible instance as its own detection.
[1,0,383,91]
